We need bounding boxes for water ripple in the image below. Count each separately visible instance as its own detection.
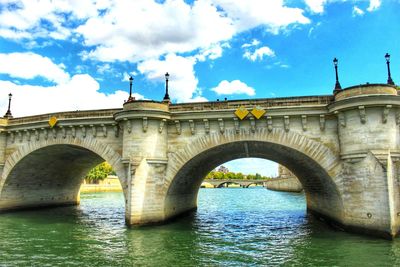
[0,189,399,266]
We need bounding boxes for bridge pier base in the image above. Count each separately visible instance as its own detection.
[124,158,168,226]
[123,151,400,239]
[332,152,400,239]
[123,157,201,226]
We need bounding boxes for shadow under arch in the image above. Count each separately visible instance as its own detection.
[164,138,344,224]
[0,139,126,213]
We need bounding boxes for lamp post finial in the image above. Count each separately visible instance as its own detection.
[4,93,13,118]
[385,53,395,85]
[333,57,342,94]
[163,72,171,102]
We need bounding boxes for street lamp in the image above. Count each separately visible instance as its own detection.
[385,53,395,85]
[127,76,135,102]
[163,72,170,101]
[4,93,12,118]
[333,57,342,94]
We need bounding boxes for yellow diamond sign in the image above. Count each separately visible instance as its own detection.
[251,106,266,119]
[48,116,58,128]
[234,106,249,120]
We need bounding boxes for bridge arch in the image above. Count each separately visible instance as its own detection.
[164,128,343,223]
[216,181,241,188]
[0,137,126,212]
[244,182,264,188]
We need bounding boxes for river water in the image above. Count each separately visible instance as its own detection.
[1,188,400,266]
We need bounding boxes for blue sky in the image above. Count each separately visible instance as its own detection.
[0,0,399,176]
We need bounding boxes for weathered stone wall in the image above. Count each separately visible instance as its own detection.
[114,101,170,225]
[0,111,127,213]
[328,89,400,237]
[264,165,303,192]
[265,177,303,192]
[0,145,103,210]
[278,165,296,179]
[1,84,400,239]
[163,127,343,225]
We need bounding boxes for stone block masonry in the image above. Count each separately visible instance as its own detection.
[0,84,399,239]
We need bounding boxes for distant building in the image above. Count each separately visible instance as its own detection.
[217,165,229,173]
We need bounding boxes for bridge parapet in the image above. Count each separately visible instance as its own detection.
[328,84,399,162]
[170,95,333,112]
[334,83,397,101]
[8,109,120,125]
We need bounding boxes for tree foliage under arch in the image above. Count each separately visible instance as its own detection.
[85,162,115,183]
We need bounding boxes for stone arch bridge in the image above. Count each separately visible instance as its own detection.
[0,84,399,238]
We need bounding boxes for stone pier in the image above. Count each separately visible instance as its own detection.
[0,83,399,238]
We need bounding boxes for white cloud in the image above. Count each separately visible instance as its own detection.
[76,1,235,62]
[304,0,327,14]
[137,54,202,102]
[367,0,381,12]
[196,42,230,62]
[0,0,110,41]
[352,6,365,16]
[211,80,255,96]
[243,46,275,61]
[0,52,69,83]
[211,0,310,33]
[121,72,138,82]
[0,51,142,117]
[0,0,313,108]
[77,0,309,62]
[242,39,260,48]
[305,0,377,15]
[97,64,112,75]
[0,74,142,117]
[189,96,208,102]
[1,1,310,62]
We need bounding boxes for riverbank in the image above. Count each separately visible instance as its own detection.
[80,184,122,193]
[80,178,262,193]
[80,175,122,193]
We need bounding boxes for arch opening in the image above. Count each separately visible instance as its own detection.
[216,182,241,188]
[0,144,126,213]
[165,140,343,223]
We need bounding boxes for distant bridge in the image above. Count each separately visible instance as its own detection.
[202,179,269,188]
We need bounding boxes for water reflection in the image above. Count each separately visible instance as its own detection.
[0,189,400,266]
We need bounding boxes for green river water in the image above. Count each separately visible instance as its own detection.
[1,188,400,266]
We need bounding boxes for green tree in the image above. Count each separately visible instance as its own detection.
[85,162,114,184]
[236,172,244,180]
[225,172,235,180]
[204,170,272,181]
[214,172,224,180]
[205,171,215,180]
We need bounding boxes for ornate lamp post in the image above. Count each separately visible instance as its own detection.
[385,53,395,85]
[127,76,135,102]
[4,93,12,118]
[333,57,342,94]
[163,72,170,101]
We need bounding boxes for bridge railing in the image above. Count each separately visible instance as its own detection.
[7,95,334,125]
[170,95,333,111]
[8,108,122,125]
